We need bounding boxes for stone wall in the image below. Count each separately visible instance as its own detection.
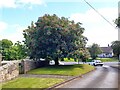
[20,59,49,74]
[0,59,49,83]
[0,61,19,83]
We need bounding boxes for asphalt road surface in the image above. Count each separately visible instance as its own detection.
[56,62,120,89]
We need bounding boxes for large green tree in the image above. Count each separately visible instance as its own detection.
[88,43,102,59]
[23,14,87,65]
[111,41,120,59]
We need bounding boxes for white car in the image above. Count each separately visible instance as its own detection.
[89,60,103,66]
[49,60,64,65]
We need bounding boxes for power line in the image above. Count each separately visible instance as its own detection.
[83,0,115,28]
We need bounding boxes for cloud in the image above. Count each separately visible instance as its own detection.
[43,0,119,3]
[18,0,45,5]
[0,0,46,8]
[70,7,118,46]
[0,24,26,43]
[8,25,25,43]
[70,7,117,24]
[0,21,8,33]
[0,0,16,8]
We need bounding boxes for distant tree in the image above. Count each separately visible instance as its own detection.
[0,39,27,60]
[115,17,120,28]
[23,14,87,65]
[0,39,13,59]
[14,41,27,59]
[71,48,90,64]
[111,41,120,59]
[88,43,102,59]
[114,17,120,60]
[3,46,17,60]
[1,39,13,50]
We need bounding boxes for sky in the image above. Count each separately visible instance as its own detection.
[0,0,119,47]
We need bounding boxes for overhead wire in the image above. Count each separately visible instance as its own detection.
[83,0,115,28]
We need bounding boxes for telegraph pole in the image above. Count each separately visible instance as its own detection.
[118,1,120,61]
[0,53,2,66]
[118,1,120,41]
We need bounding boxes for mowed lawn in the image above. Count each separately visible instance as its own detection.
[28,64,95,76]
[87,58,119,62]
[98,58,119,62]
[2,77,64,89]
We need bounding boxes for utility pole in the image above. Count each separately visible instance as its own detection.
[118,1,120,41]
[118,1,120,61]
[0,54,2,66]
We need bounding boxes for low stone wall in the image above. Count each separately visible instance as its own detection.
[0,61,19,83]
[20,59,49,74]
[0,59,49,83]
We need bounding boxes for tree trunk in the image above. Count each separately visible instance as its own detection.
[55,57,59,66]
[117,54,119,60]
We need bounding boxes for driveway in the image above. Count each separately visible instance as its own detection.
[56,64,119,88]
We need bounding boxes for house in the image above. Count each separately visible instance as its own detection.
[98,46,113,58]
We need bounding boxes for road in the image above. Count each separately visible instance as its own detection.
[56,62,120,89]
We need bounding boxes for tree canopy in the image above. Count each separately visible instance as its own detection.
[88,43,102,59]
[115,17,120,28]
[111,41,120,59]
[23,14,88,65]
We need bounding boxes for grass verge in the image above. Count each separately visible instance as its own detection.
[87,58,118,62]
[97,58,118,62]
[28,64,95,76]
[2,77,64,89]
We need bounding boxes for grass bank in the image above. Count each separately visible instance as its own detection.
[2,77,64,89]
[28,64,95,76]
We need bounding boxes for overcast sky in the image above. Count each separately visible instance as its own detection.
[0,0,119,47]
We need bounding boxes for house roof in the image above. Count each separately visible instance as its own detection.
[100,47,113,53]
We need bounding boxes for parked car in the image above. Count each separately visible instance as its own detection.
[49,60,55,65]
[49,60,64,65]
[89,60,103,66]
